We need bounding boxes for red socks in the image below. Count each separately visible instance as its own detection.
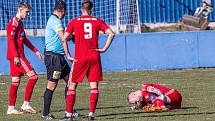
[66,89,76,113]
[8,79,20,106]
[24,75,38,102]
[90,88,99,113]
[66,88,99,113]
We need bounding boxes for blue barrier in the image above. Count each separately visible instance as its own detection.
[1,31,215,74]
[126,32,199,70]
[198,31,215,67]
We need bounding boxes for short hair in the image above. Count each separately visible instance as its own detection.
[81,0,93,11]
[54,0,67,11]
[127,91,135,104]
[18,2,32,10]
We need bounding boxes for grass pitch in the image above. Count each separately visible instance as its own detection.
[1,68,215,121]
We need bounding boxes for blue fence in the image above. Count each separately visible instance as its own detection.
[1,31,215,75]
[1,0,215,29]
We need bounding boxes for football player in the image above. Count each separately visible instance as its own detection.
[128,83,182,111]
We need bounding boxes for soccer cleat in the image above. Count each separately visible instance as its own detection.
[59,116,73,121]
[41,114,55,120]
[88,116,95,121]
[7,108,24,115]
[88,112,95,121]
[21,104,37,114]
[72,110,83,119]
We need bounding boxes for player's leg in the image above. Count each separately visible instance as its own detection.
[42,80,58,120]
[61,59,71,99]
[63,74,82,120]
[61,81,78,121]
[7,60,23,115]
[18,58,38,113]
[166,89,182,110]
[42,52,62,119]
[60,61,87,121]
[7,76,23,115]
[87,60,102,121]
[88,82,99,121]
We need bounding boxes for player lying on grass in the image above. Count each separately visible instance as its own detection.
[128,83,182,112]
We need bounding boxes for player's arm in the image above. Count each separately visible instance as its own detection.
[24,35,43,60]
[8,24,20,65]
[95,28,115,53]
[62,32,76,62]
[145,85,167,101]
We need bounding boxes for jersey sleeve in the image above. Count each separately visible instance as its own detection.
[24,31,38,53]
[54,19,64,33]
[7,20,19,58]
[142,84,164,96]
[99,19,109,33]
[66,20,74,34]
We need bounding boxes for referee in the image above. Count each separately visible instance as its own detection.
[42,0,77,120]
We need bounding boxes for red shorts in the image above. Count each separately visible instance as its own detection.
[165,89,182,109]
[69,59,102,83]
[9,57,34,77]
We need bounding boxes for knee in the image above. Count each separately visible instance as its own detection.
[47,81,57,91]
[30,75,38,80]
[90,88,99,94]
[12,78,20,86]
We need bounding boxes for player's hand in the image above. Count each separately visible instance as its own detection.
[67,56,76,62]
[36,51,43,60]
[14,57,21,66]
[93,48,106,53]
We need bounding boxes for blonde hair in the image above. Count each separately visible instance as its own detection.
[18,2,32,10]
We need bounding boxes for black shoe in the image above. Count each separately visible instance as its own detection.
[59,116,73,121]
[88,116,95,121]
[41,114,55,120]
[72,110,83,119]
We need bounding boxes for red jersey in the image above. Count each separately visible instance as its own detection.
[7,16,38,60]
[140,84,171,103]
[66,15,109,61]
[140,83,182,109]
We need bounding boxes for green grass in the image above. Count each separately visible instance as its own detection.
[1,68,215,121]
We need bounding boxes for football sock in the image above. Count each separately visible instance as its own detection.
[43,88,54,116]
[24,75,38,102]
[89,88,99,113]
[66,89,76,113]
[8,79,20,106]
[23,101,29,105]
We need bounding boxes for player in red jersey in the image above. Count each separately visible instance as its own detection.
[6,2,42,115]
[59,1,115,121]
[128,83,182,111]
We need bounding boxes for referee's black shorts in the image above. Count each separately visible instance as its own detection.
[44,51,71,82]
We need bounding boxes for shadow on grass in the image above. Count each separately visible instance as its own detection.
[97,106,202,119]
[51,105,127,112]
[181,106,199,110]
[118,111,215,120]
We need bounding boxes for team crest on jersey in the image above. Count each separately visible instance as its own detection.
[53,71,61,79]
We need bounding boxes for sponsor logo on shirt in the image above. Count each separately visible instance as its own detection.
[53,71,61,79]
[57,24,63,31]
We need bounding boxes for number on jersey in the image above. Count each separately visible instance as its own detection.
[84,23,92,39]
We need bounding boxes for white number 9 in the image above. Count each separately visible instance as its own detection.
[84,23,92,39]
